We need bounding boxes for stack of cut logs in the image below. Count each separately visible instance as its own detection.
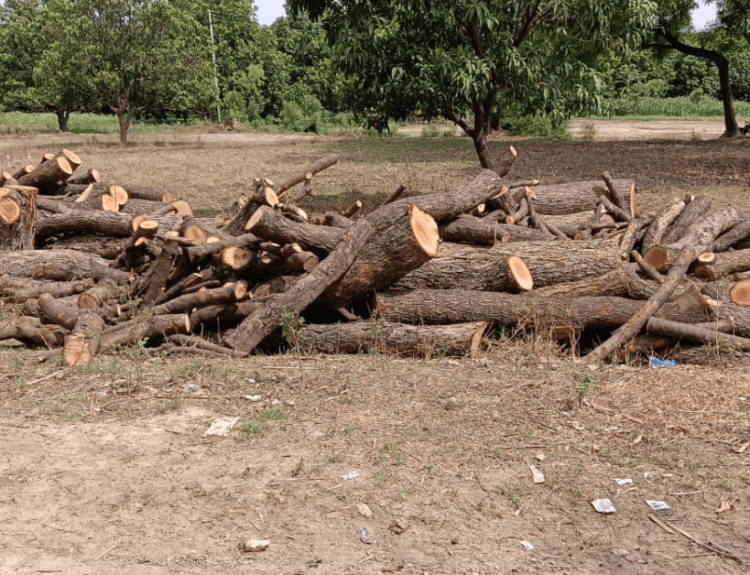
[2,147,750,366]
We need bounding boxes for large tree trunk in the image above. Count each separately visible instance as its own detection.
[0,250,109,281]
[716,57,740,138]
[374,288,712,331]
[393,239,621,292]
[56,107,70,133]
[117,108,131,146]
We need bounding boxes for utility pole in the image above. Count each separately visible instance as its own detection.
[208,9,221,123]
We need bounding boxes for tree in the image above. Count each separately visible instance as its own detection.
[651,1,742,137]
[0,0,45,113]
[288,0,655,171]
[711,0,750,49]
[39,0,216,144]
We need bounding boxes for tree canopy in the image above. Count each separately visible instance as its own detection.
[35,0,216,143]
[289,0,656,170]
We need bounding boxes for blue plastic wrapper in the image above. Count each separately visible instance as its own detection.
[649,356,676,368]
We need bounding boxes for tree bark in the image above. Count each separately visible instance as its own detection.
[246,206,342,253]
[393,239,621,292]
[646,317,750,351]
[99,313,190,351]
[509,180,632,215]
[152,281,247,315]
[374,288,712,331]
[693,248,750,282]
[0,186,37,250]
[63,313,104,366]
[293,321,488,358]
[17,156,73,195]
[712,221,750,252]
[641,198,685,253]
[35,210,142,240]
[0,250,109,281]
[226,218,374,353]
[317,204,440,308]
[0,275,93,301]
[0,317,65,348]
[644,207,740,271]
[529,263,658,300]
[662,196,712,245]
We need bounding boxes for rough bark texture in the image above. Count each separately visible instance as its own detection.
[510,180,632,215]
[99,314,190,351]
[152,281,247,315]
[645,207,741,272]
[246,206,342,253]
[528,264,658,300]
[0,275,93,301]
[17,156,73,194]
[393,239,621,292]
[0,250,109,281]
[646,317,750,351]
[274,153,339,196]
[641,198,685,253]
[295,321,488,357]
[0,186,37,250]
[63,313,104,366]
[662,196,712,245]
[35,210,141,239]
[693,248,750,282]
[712,221,750,252]
[375,289,712,331]
[318,204,439,308]
[227,218,373,353]
[383,170,504,225]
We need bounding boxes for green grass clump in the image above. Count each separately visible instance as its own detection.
[593,96,750,119]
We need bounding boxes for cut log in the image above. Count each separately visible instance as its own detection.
[376,184,407,209]
[343,200,362,219]
[55,149,81,172]
[323,211,352,228]
[89,258,132,284]
[494,146,517,177]
[223,186,279,236]
[510,179,632,215]
[0,275,93,301]
[0,186,37,250]
[630,250,664,284]
[661,196,712,245]
[585,247,697,365]
[597,195,631,223]
[67,168,101,186]
[226,218,374,353]
[384,170,504,224]
[646,317,750,351]
[120,184,170,202]
[36,209,142,240]
[440,214,502,246]
[293,321,488,357]
[62,313,104,366]
[693,248,750,282]
[253,250,318,275]
[38,292,91,331]
[188,301,261,330]
[246,206,341,252]
[641,198,685,253]
[601,171,627,210]
[0,317,65,348]
[730,279,750,305]
[529,263,658,300]
[185,233,261,264]
[137,239,180,308]
[712,221,750,252]
[645,207,740,272]
[0,250,109,281]
[374,288,712,331]
[77,278,121,309]
[12,165,35,180]
[99,314,190,351]
[317,204,442,308]
[152,281,247,315]
[394,239,621,292]
[17,156,73,194]
[274,153,339,196]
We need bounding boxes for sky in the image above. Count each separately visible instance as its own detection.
[253,2,719,28]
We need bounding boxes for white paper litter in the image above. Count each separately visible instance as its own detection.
[530,465,545,484]
[592,499,616,514]
[520,540,534,551]
[205,416,240,437]
[614,478,633,485]
[646,500,670,511]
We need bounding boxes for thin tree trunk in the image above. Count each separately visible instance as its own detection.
[117,109,131,145]
[56,108,70,132]
[716,57,740,138]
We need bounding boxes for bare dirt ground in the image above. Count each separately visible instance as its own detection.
[2,123,750,574]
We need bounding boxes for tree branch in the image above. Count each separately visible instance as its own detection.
[442,108,472,137]
[653,27,724,64]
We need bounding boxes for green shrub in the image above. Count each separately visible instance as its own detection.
[279,95,331,134]
[499,112,569,138]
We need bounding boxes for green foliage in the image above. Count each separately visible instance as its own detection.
[36,0,216,143]
[280,95,331,133]
[290,0,656,168]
